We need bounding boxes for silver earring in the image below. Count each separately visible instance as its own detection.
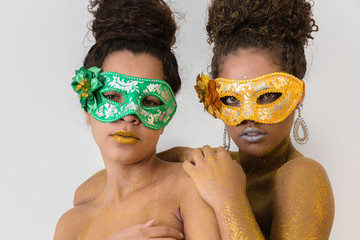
[293,104,309,144]
[223,126,231,150]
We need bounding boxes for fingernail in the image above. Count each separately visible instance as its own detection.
[145,219,155,226]
[180,232,184,239]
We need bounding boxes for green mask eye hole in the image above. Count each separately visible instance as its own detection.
[257,92,282,104]
[102,91,124,103]
[220,96,240,107]
[142,96,163,107]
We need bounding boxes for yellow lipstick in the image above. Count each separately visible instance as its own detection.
[111,130,139,145]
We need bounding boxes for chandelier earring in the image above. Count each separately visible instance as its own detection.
[293,104,309,144]
[223,126,231,151]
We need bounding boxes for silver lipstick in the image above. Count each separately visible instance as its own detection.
[240,127,267,143]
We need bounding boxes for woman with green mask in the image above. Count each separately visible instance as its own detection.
[53,0,221,239]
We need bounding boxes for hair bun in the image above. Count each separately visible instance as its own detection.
[89,0,177,50]
[207,0,318,47]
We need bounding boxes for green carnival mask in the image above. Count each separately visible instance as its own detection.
[72,67,177,130]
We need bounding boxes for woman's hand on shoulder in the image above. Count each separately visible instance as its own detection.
[272,158,335,239]
[182,145,246,208]
[106,220,184,240]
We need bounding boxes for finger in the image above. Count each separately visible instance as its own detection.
[150,238,179,240]
[217,147,240,164]
[150,238,178,240]
[181,148,198,164]
[190,148,205,165]
[213,146,225,153]
[179,147,196,162]
[126,219,155,231]
[201,145,217,159]
[182,160,196,177]
[212,146,220,154]
[143,219,155,228]
[202,145,213,152]
[147,225,184,239]
[216,146,228,157]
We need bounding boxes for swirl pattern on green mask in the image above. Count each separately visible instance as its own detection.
[88,71,177,130]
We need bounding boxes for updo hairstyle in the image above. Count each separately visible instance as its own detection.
[83,0,181,94]
[206,0,319,79]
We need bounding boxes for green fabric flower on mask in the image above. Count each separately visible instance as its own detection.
[71,66,106,111]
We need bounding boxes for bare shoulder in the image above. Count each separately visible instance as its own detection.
[54,204,94,240]
[162,162,207,208]
[275,157,333,201]
[163,161,195,190]
[272,157,335,238]
[277,157,329,181]
[158,161,205,204]
[73,169,106,206]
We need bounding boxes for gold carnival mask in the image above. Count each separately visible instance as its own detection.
[195,72,304,126]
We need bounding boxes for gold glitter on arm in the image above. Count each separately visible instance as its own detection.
[271,158,335,239]
[180,176,222,240]
[214,194,265,240]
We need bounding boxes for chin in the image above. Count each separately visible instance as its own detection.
[101,148,139,164]
[237,141,275,158]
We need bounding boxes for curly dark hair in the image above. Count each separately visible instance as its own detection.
[206,0,319,79]
[83,0,181,94]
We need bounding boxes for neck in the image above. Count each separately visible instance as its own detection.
[239,136,302,175]
[102,151,162,201]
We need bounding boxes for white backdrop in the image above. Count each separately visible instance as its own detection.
[0,0,359,239]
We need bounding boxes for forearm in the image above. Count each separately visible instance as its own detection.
[213,194,264,240]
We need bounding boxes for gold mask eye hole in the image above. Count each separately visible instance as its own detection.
[257,92,282,104]
[102,91,124,103]
[220,96,240,107]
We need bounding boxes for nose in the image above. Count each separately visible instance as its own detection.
[240,120,256,125]
[119,114,141,125]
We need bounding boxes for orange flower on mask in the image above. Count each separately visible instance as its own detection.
[194,73,221,118]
